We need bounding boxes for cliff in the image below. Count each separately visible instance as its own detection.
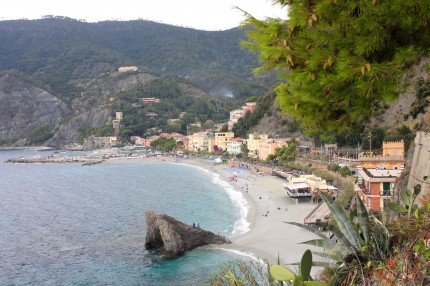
[144,210,230,258]
[0,73,71,146]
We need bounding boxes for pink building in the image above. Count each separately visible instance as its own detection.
[227,102,257,130]
[258,138,289,161]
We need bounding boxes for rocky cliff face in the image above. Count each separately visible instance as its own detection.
[144,210,230,258]
[0,72,156,147]
[0,73,71,146]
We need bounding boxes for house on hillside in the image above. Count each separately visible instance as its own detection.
[227,102,257,130]
[118,66,138,73]
[187,131,213,152]
[140,97,160,104]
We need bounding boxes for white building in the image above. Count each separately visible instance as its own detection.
[227,138,245,155]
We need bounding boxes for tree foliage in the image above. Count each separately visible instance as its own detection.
[27,124,55,145]
[241,0,430,136]
[232,92,276,137]
[150,137,176,151]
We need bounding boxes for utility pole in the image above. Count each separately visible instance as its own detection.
[368,131,372,153]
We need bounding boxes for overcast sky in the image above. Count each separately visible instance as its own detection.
[1,0,287,30]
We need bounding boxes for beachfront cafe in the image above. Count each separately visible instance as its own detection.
[283,182,311,200]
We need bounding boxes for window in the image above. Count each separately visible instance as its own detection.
[382,182,391,196]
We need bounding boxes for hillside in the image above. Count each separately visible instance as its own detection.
[0,69,242,147]
[0,17,272,100]
[0,17,271,147]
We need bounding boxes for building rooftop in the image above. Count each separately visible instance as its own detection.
[365,168,402,178]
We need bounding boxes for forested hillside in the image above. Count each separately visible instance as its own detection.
[0,17,270,147]
[0,17,271,100]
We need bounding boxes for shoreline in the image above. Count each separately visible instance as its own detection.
[4,150,322,268]
[110,156,321,266]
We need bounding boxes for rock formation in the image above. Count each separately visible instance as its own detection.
[144,210,230,258]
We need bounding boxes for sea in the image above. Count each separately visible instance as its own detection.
[0,149,252,286]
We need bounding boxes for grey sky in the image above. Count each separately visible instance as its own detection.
[1,0,287,30]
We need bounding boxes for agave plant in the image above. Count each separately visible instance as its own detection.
[269,249,329,286]
[287,192,392,285]
[386,184,421,218]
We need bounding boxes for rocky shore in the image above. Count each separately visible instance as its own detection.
[144,210,231,258]
[6,156,103,165]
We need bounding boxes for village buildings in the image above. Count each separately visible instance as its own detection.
[214,132,235,151]
[357,141,405,170]
[356,141,406,211]
[247,134,269,158]
[258,138,289,161]
[227,102,257,130]
[227,137,245,155]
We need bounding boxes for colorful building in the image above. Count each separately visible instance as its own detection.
[187,131,213,152]
[227,102,257,130]
[247,134,269,158]
[227,137,245,155]
[357,168,402,211]
[258,138,289,161]
[214,132,234,151]
[357,141,405,170]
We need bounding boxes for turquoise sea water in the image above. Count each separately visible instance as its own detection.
[0,149,251,285]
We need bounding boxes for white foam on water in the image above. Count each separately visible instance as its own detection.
[182,163,250,236]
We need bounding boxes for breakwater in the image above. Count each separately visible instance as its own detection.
[5,156,103,165]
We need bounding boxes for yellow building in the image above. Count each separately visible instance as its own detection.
[187,132,213,152]
[383,141,404,156]
[214,132,234,151]
[357,141,405,170]
[247,134,269,158]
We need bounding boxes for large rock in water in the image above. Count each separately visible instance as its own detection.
[144,210,231,258]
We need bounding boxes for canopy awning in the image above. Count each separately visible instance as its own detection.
[283,182,310,190]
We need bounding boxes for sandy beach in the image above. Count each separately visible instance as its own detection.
[178,157,321,268]
[104,154,322,269]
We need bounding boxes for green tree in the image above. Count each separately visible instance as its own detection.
[241,0,430,136]
[246,95,258,103]
[219,123,229,132]
[275,138,298,163]
[203,119,215,130]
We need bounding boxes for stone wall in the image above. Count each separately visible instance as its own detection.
[407,132,430,205]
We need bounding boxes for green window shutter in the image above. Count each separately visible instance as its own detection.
[382,182,391,196]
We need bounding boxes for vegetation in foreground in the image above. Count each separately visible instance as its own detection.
[208,186,430,285]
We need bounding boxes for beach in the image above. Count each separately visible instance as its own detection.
[14,150,323,269]
[181,158,321,267]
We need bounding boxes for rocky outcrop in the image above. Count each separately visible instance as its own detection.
[144,210,230,258]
